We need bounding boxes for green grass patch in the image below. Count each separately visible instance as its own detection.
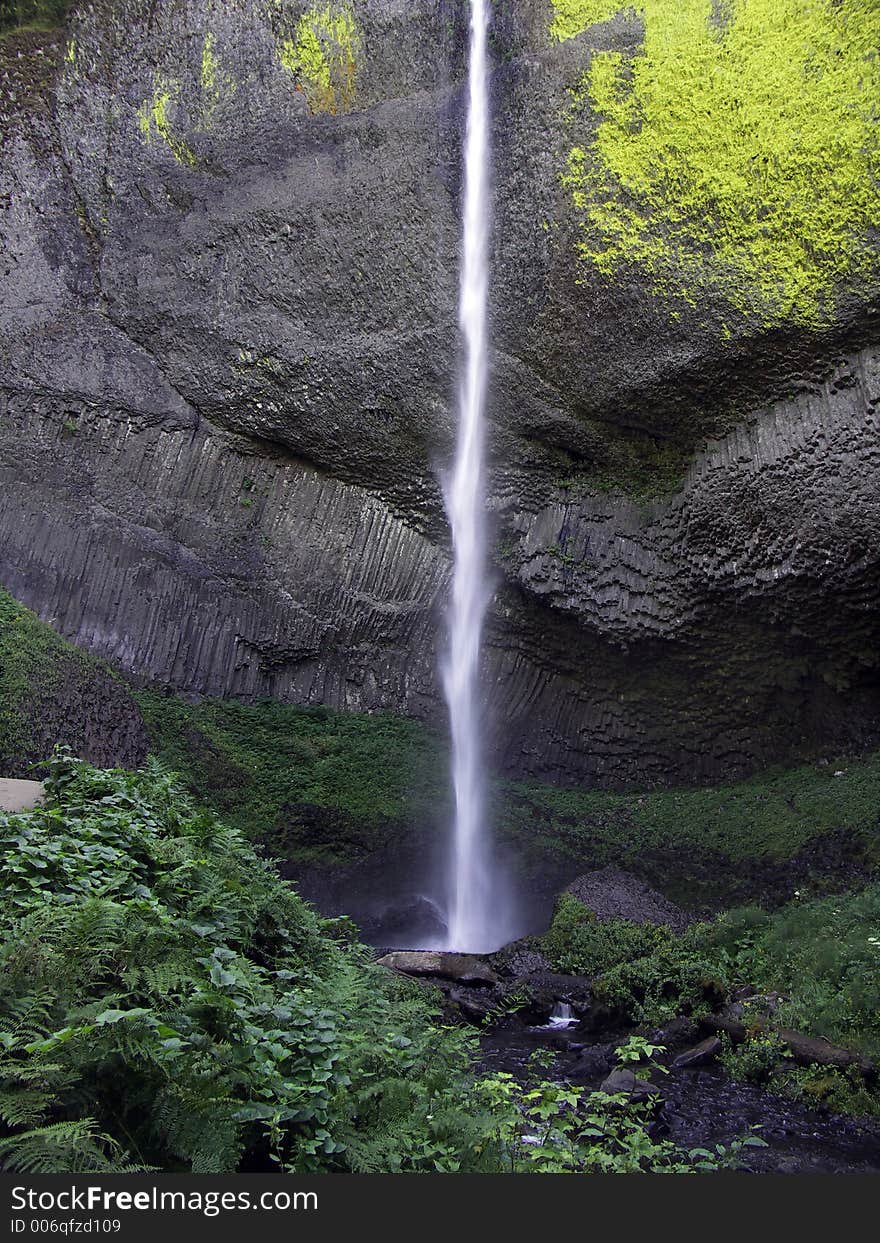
[502,754,880,865]
[136,692,449,866]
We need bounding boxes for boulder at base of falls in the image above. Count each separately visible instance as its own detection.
[375,951,498,986]
[565,868,691,932]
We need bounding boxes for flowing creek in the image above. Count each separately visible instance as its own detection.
[477,1016,880,1174]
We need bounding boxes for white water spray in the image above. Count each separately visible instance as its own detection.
[442,0,505,953]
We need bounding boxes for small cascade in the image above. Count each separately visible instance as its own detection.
[545,1002,578,1030]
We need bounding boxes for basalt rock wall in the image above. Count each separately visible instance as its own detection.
[1,0,878,784]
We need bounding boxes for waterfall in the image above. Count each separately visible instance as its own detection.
[441,0,503,953]
[545,1002,578,1030]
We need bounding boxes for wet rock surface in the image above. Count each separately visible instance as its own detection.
[565,868,691,931]
[0,1,878,784]
[671,1036,722,1070]
[376,950,498,986]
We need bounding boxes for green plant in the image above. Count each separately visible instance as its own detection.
[774,1064,880,1118]
[278,3,359,115]
[614,1035,668,1074]
[0,752,495,1173]
[480,986,531,1028]
[541,894,669,976]
[720,1033,790,1084]
[472,1073,745,1172]
[595,945,727,1025]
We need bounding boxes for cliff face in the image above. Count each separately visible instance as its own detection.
[1,0,878,785]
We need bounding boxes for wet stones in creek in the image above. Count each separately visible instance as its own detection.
[671,1036,722,1070]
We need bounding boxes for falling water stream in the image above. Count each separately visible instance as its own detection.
[442,0,509,953]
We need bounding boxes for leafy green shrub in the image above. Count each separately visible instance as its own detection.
[473,1072,761,1173]
[541,894,669,976]
[756,888,880,1055]
[0,751,742,1175]
[538,895,724,1024]
[774,1064,880,1119]
[594,944,727,1026]
[720,1034,790,1085]
[699,889,880,1059]
[544,885,880,1060]
[0,752,491,1173]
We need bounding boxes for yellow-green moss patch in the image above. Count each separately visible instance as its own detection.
[279,2,359,115]
[555,0,880,325]
[199,31,235,119]
[136,81,197,165]
[550,0,634,42]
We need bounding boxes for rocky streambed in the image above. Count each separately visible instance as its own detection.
[476,1015,880,1175]
[374,869,880,1175]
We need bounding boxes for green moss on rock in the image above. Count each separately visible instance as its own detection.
[0,589,147,775]
[278,2,359,115]
[550,0,631,42]
[135,692,447,866]
[136,81,198,165]
[554,0,880,325]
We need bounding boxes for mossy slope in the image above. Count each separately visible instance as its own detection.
[136,691,448,868]
[2,590,876,910]
[0,591,147,776]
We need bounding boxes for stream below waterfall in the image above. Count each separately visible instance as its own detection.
[477,1018,880,1174]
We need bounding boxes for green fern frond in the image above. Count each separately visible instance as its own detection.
[0,1089,52,1129]
[0,1120,131,1173]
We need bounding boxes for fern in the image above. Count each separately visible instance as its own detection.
[0,1120,132,1173]
[0,751,506,1173]
[0,1089,53,1129]
[0,989,56,1041]
[153,1086,245,1173]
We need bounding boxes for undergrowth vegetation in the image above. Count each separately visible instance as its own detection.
[502,759,880,909]
[539,888,880,1061]
[0,753,727,1174]
[0,752,492,1173]
[9,584,872,899]
[136,692,447,867]
[0,590,146,777]
[0,0,70,35]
